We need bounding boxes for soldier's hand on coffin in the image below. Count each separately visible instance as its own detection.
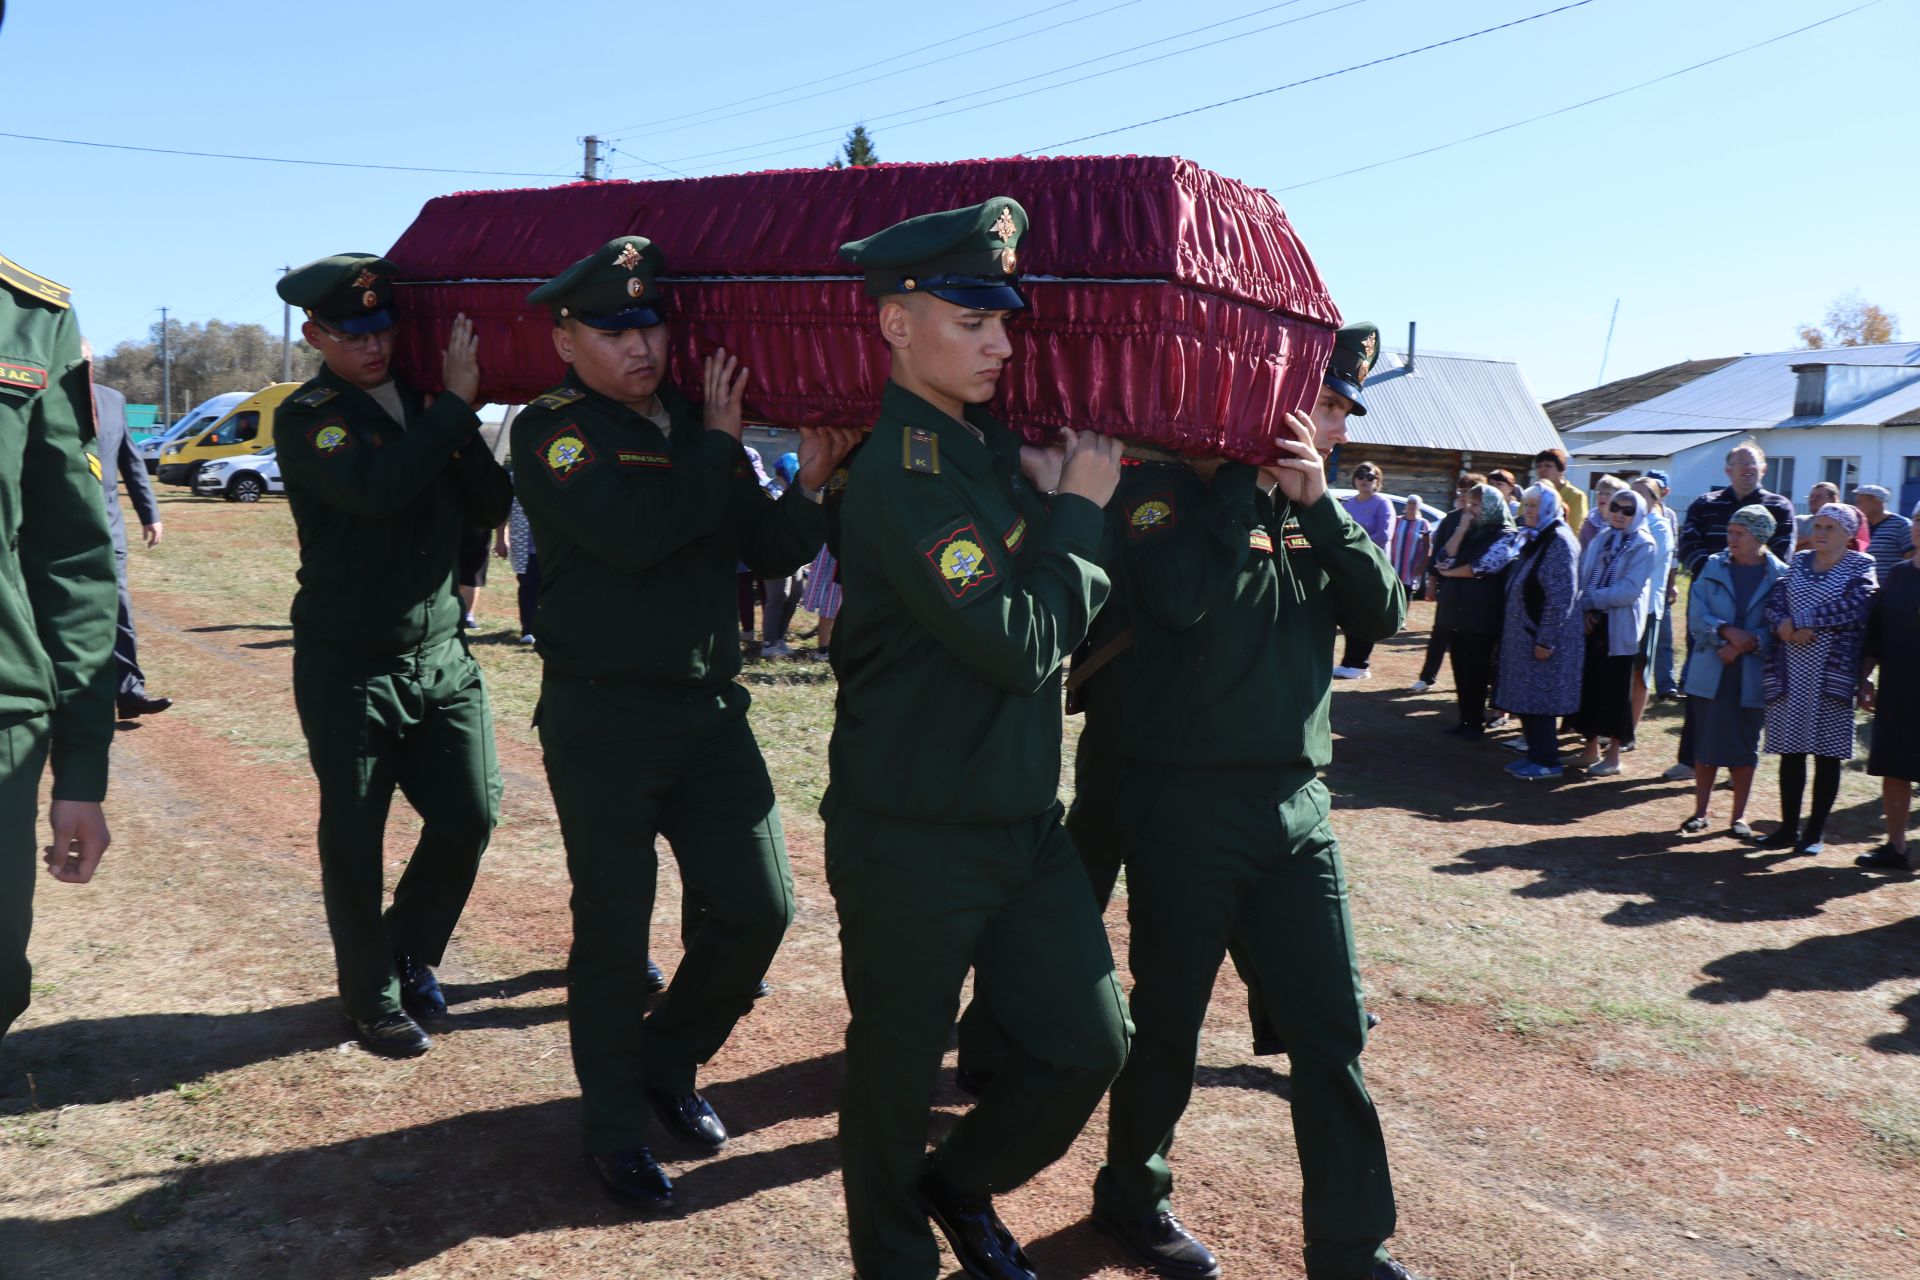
[798,426,863,491]
[1186,454,1226,483]
[702,348,749,441]
[1019,436,1068,493]
[1058,428,1123,508]
[1259,411,1327,508]
[443,313,480,405]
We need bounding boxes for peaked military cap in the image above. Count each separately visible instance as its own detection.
[529,236,668,330]
[278,253,397,335]
[839,197,1027,311]
[1323,320,1378,416]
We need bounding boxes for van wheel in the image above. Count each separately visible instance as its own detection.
[226,473,266,503]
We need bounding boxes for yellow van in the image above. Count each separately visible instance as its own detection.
[157,382,302,487]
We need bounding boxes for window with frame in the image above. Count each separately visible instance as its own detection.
[1768,456,1795,503]
[1821,455,1859,497]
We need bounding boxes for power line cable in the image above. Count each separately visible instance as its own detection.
[0,130,565,178]
[1275,0,1890,191]
[598,0,1110,138]
[1023,0,1598,153]
[626,0,1366,175]
[603,143,691,179]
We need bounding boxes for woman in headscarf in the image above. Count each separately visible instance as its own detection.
[1495,483,1585,778]
[1579,474,1626,554]
[1858,509,1920,871]
[1568,486,1656,775]
[1678,505,1788,837]
[1431,482,1521,738]
[1759,503,1878,854]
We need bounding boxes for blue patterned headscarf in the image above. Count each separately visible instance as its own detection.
[1521,482,1562,541]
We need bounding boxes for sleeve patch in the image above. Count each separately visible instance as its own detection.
[0,360,49,393]
[293,386,339,408]
[1003,516,1028,553]
[919,519,1000,606]
[539,423,596,482]
[1249,529,1274,554]
[616,450,672,468]
[532,386,586,412]
[310,420,352,454]
[1126,494,1177,539]
[1282,520,1312,552]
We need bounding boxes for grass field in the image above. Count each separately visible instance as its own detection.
[1,489,1915,1280]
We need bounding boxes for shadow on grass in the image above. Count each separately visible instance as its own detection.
[0,1052,846,1280]
[1690,915,1920,1054]
[183,624,291,634]
[0,969,567,1112]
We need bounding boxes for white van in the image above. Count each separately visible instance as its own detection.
[135,391,251,474]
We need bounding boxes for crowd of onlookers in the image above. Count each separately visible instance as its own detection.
[1338,444,1919,872]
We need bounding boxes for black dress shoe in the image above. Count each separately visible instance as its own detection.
[753,977,773,1000]
[588,1147,674,1209]
[1093,1208,1220,1279]
[117,695,173,718]
[1856,844,1914,871]
[917,1165,1036,1280]
[644,959,667,993]
[351,1012,431,1058]
[1757,824,1800,850]
[1371,1260,1432,1280]
[395,954,447,1020]
[954,1067,995,1100]
[644,1087,727,1154]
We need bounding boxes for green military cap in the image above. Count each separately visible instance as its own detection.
[529,236,668,330]
[1323,320,1378,416]
[277,253,397,335]
[839,197,1027,310]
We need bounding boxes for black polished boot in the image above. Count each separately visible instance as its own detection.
[395,953,447,1020]
[644,959,667,993]
[644,1087,727,1155]
[350,1012,431,1058]
[1092,1207,1221,1278]
[917,1162,1036,1280]
[588,1146,674,1209]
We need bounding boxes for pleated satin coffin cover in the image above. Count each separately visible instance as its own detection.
[385,156,1343,460]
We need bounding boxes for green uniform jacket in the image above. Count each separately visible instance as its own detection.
[510,374,825,687]
[826,382,1109,825]
[0,264,118,800]
[1082,461,1403,771]
[275,367,512,656]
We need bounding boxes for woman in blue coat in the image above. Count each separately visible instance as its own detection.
[1496,484,1585,779]
[1569,488,1657,775]
[1678,505,1788,837]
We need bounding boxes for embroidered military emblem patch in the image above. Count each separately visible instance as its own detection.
[920,520,999,605]
[1249,529,1274,553]
[541,425,595,481]
[616,450,671,468]
[0,361,48,392]
[310,421,351,454]
[1003,516,1028,553]
[1127,495,1175,538]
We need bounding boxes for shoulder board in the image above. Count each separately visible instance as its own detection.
[0,254,72,309]
[292,386,339,408]
[532,386,587,412]
[902,425,940,475]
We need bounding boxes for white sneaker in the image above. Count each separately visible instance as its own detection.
[1332,666,1372,680]
[1410,679,1433,693]
[762,641,792,658]
[520,634,535,645]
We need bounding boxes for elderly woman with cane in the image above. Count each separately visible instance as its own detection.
[1677,506,1788,837]
[1759,504,1878,855]
[1495,484,1584,779]
[1569,487,1656,775]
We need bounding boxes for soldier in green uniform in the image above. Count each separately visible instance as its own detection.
[826,198,1133,1280]
[1071,322,1426,1280]
[0,255,119,1044]
[510,237,858,1209]
[274,255,511,1059]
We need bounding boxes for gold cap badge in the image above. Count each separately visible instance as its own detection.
[991,207,1017,243]
[614,243,642,271]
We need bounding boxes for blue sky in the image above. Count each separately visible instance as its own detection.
[5,0,1915,402]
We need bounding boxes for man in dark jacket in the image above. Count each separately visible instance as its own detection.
[82,349,171,719]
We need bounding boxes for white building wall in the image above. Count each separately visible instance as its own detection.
[1571,426,1920,521]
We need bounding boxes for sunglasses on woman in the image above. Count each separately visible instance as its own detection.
[1609,502,1637,515]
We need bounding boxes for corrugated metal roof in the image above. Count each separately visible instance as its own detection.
[1565,342,1920,436]
[1571,429,1746,459]
[1543,358,1738,432]
[1346,348,1562,456]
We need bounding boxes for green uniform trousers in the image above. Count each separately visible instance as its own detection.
[536,673,793,1155]
[1098,765,1394,1280]
[1,716,52,1040]
[825,798,1131,1280]
[292,637,500,1022]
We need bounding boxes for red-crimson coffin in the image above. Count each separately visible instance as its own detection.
[385,156,1341,460]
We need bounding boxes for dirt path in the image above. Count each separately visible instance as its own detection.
[2,496,1915,1279]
